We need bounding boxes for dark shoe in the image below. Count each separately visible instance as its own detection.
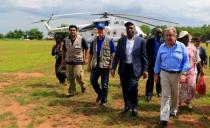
[81,87,86,93]
[60,81,67,86]
[100,102,107,107]
[96,96,101,103]
[157,93,161,97]
[145,95,152,102]
[159,120,167,128]
[121,104,131,114]
[170,112,177,118]
[131,108,138,116]
[66,93,75,98]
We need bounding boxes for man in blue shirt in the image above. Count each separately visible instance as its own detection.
[88,22,116,106]
[154,27,191,127]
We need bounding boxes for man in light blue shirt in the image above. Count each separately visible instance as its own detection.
[154,27,191,127]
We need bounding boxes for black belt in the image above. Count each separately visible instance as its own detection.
[161,68,181,74]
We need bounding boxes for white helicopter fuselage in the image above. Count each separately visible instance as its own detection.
[81,19,146,42]
[44,18,146,42]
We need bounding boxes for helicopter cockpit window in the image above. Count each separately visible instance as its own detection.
[114,21,119,24]
[113,31,117,35]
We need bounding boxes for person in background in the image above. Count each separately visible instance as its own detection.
[145,27,163,102]
[51,34,67,85]
[177,31,203,109]
[194,38,207,81]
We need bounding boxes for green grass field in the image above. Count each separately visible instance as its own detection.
[0,39,210,128]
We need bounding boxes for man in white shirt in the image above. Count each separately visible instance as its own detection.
[111,22,148,116]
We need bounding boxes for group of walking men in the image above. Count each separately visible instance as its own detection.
[51,21,207,127]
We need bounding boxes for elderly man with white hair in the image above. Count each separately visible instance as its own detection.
[154,27,191,127]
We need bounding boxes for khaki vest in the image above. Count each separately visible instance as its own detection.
[91,37,111,68]
[64,36,84,63]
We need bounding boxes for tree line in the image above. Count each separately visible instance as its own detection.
[1,24,210,41]
[140,24,210,41]
[0,28,43,40]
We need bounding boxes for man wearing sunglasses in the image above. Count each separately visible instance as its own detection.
[111,22,148,116]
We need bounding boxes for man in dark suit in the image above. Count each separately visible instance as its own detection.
[145,27,163,102]
[111,22,148,116]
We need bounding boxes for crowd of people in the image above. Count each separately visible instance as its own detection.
[51,22,207,128]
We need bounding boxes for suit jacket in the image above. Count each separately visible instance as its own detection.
[112,36,148,78]
[146,37,163,69]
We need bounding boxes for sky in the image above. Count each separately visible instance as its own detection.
[1,0,210,36]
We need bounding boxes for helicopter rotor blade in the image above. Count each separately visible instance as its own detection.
[32,20,47,24]
[92,12,178,24]
[52,12,96,18]
[115,15,157,27]
[113,13,179,24]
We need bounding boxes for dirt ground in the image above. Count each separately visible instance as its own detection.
[0,72,209,128]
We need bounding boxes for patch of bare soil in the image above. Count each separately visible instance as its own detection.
[0,98,33,128]
[0,72,44,89]
[36,114,87,128]
[0,98,87,128]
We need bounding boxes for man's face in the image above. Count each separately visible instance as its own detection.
[195,41,201,47]
[155,28,163,40]
[98,29,105,38]
[164,29,176,45]
[126,25,135,38]
[69,27,77,38]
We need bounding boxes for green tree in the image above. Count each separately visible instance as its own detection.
[5,29,25,39]
[0,33,4,39]
[26,28,43,40]
[140,25,151,37]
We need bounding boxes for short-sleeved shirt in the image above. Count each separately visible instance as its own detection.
[63,36,89,65]
[63,36,88,51]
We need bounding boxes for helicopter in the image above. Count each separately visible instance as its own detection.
[33,12,178,42]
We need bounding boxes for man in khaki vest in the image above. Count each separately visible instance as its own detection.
[62,25,89,96]
[88,22,116,106]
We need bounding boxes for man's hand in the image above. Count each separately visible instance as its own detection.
[154,73,159,83]
[200,70,204,76]
[87,64,91,72]
[109,65,112,70]
[61,61,65,68]
[84,59,88,64]
[143,71,148,79]
[111,69,115,77]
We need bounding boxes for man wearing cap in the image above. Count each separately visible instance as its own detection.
[88,22,116,106]
[154,27,191,127]
[145,27,163,102]
[111,22,148,116]
[62,25,89,96]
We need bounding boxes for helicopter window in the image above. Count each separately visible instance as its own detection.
[91,33,94,36]
[114,21,119,24]
[107,31,110,35]
[113,31,117,35]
